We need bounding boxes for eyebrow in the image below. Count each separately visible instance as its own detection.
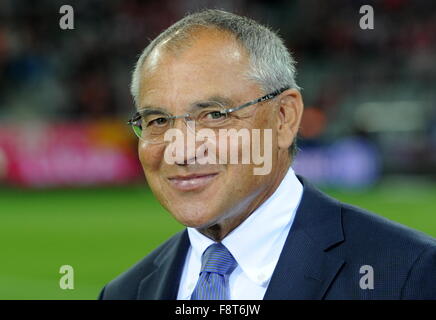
[137,95,235,114]
[137,107,169,116]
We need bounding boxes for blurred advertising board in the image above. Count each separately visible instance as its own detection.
[0,119,141,187]
[293,137,381,189]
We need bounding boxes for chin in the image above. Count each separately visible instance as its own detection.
[174,209,219,229]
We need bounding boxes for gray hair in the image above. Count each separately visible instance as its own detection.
[130,9,300,157]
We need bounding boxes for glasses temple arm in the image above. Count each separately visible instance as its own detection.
[225,87,289,113]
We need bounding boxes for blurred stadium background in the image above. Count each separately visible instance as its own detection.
[0,0,435,299]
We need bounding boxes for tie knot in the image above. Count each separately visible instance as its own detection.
[201,243,237,275]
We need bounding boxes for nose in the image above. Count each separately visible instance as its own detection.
[167,117,198,166]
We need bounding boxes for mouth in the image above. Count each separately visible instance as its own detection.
[167,173,219,191]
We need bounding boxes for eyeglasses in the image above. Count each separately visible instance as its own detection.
[127,87,289,144]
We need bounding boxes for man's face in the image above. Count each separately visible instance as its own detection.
[136,29,287,230]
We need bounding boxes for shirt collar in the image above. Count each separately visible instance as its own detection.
[187,167,303,286]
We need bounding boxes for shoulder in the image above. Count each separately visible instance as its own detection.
[298,175,435,253]
[98,230,186,300]
[340,201,436,252]
[298,175,436,298]
[336,201,436,298]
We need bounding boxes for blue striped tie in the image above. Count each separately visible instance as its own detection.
[191,243,237,300]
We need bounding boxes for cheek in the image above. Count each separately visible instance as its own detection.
[138,142,165,171]
[223,164,264,210]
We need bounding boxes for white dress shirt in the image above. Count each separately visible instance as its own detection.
[177,167,303,300]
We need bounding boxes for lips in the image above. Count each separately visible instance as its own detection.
[167,173,219,191]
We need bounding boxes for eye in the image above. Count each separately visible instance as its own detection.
[147,117,168,127]
[206,111,226,120]
[134,120,143,129]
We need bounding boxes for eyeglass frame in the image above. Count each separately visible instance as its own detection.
[127,86,289,142]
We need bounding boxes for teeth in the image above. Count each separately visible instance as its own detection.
[169,174,217,190]
[180,175,208,180]
[178,178,201,186]
[173,174,212,181]
[176,176,207,184]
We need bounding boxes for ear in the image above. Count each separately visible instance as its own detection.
[276,89,304,150]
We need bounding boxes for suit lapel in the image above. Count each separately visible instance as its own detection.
[264,176,345,300]
[137,229,190,300]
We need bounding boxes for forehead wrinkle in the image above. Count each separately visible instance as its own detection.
[138,95,236,115]
[139,27,250,92]
[137,105,170,114]
[137,29,258,115]
[190,96,234,108]
[139,27,220,87]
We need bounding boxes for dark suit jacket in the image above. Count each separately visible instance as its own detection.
[99,176,436,299]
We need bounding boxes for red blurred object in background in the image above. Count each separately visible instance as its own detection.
[0,119,141,188]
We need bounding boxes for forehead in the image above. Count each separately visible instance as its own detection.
[137,28,258,111]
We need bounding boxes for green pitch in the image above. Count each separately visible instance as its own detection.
[1,181,435,300]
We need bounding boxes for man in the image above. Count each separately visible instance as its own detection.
[99,9,436,300]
